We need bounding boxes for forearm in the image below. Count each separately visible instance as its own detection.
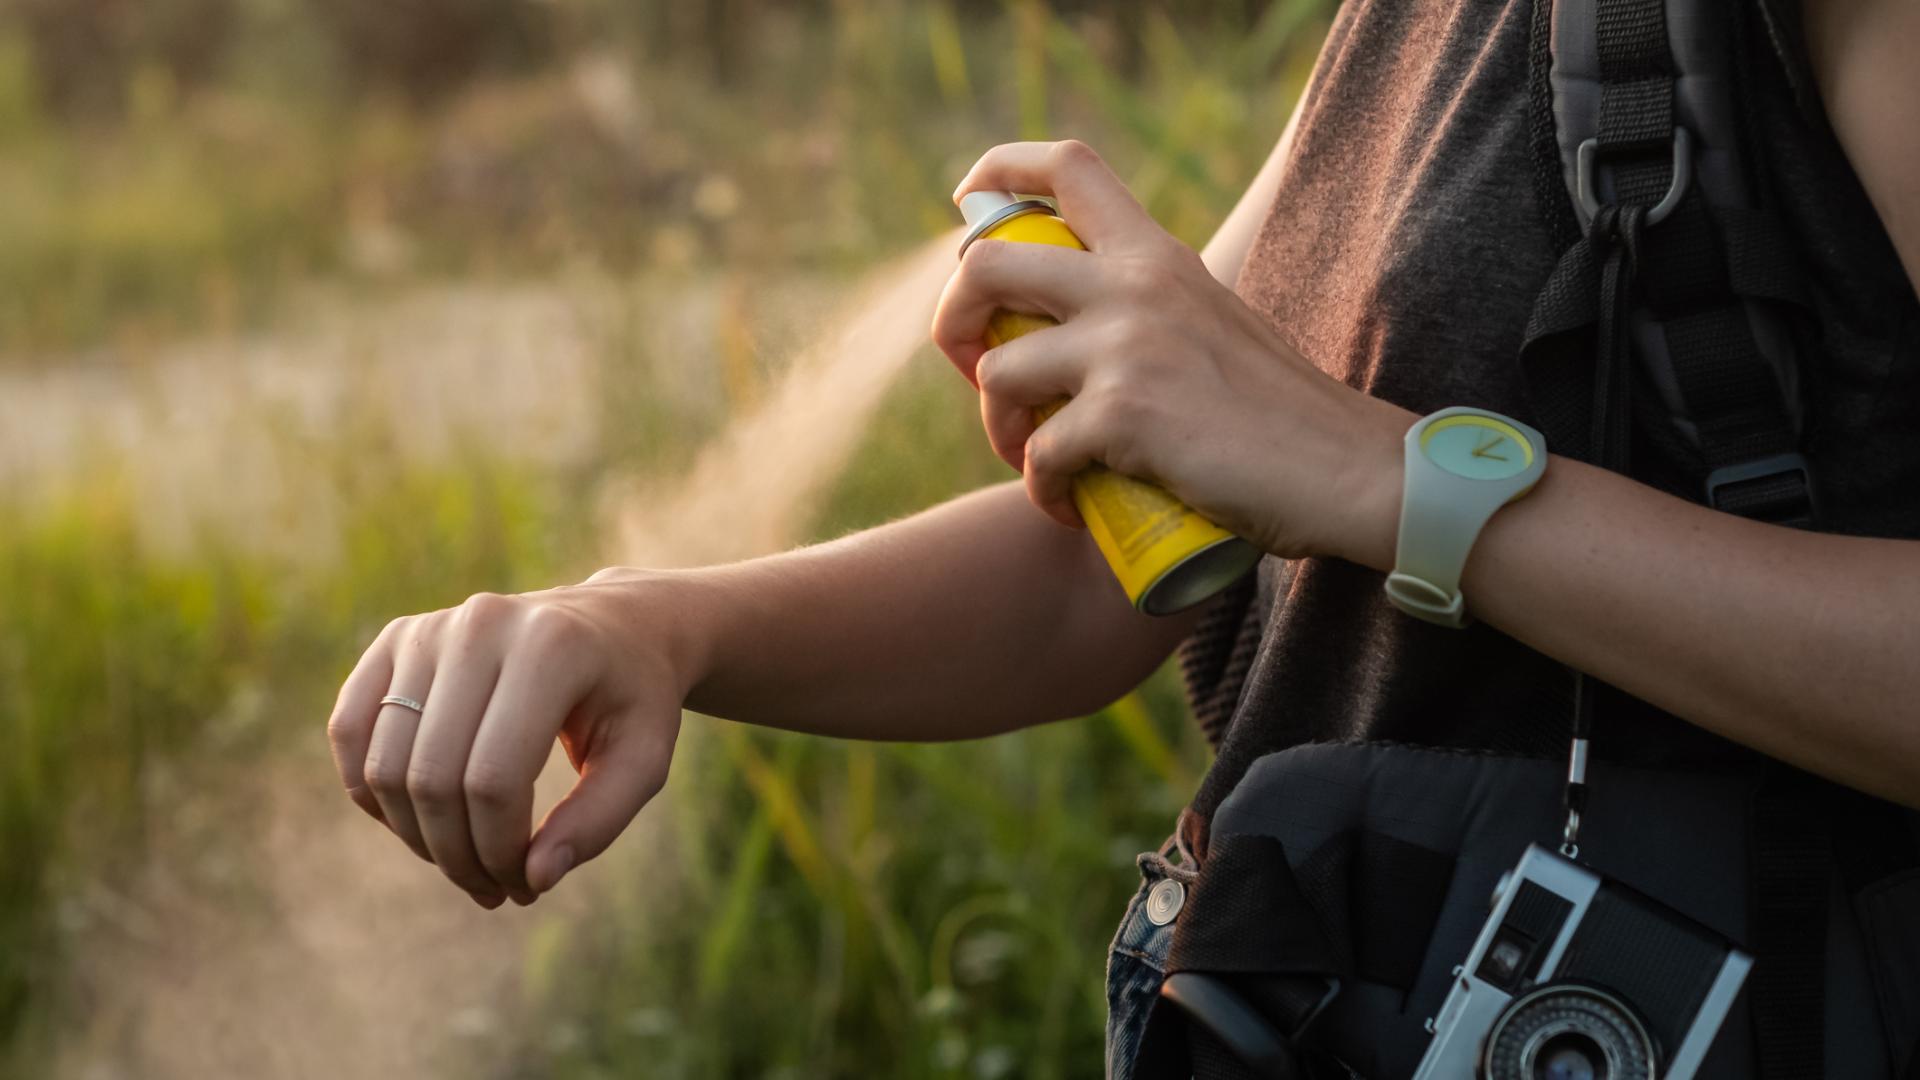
[1460,0,1920,799]
[656,482,1196,740]
[660,128,1293,742]
[1349,453,1920,804]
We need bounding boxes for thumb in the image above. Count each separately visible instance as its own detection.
[526,723,672,894]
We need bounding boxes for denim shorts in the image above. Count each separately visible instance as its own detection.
[1105,837,1198,1079]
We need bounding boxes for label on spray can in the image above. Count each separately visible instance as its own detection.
[957,190,1261,615]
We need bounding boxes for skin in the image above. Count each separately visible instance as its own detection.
[328,2,1920,908]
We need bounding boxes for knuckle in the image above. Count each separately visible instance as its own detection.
[326,709,364,749]
[1115,257,1169,298]
[584,565,635,585]
[364,755,407,798]
[1106,431,1147,478]
[1104,316,1147,359]
[522,604,587,652]
[1049,138,1097,169]
[462,760,518,808]
[456,591,512,628]
[974,350,1004,393]
[959,237,1005,279]
[1024,430,1060,476]
[406,762,458,806]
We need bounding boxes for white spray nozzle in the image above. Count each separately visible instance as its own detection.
[958,189,1022,227]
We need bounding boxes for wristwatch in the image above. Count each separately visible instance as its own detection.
[1385,407,1548,628]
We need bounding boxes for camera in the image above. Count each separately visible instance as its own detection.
[1412,845,1752,1080]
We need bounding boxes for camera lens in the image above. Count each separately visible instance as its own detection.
[1481,985,1653,1080]
[1534,1032,1605,1080]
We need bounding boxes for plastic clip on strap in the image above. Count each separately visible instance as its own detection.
[1706,451,1817,525]
[1576,128,1693,228]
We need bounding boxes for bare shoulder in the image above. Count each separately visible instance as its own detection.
[1800,0,1920,286]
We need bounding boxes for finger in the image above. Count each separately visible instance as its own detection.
[981,391,1034,472]
[974,320,1092,406]
[931,239,1098,383]
[952,140,1158,252]
[363,631,438,866]
[466,614,597,905]
[975,320,1098,469]
[328,621,400,823]
[1025,397,1122,530]
[408,623,515,907]
[526,720,673,895]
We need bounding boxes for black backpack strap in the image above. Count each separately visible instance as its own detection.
[1748,769,1833,1077]
[1527,1,1833,1076]
[1522,0,1818,528]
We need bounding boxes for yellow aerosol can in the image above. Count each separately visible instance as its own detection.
[958,190,1262,615]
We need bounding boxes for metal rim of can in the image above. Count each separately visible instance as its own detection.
[1145,878,1186,926]
[957,198,1058,256]
[1136,535,1264,617]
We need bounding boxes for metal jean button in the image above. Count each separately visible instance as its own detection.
[1145,878,1186,926]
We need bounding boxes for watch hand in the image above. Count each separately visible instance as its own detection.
[1470,435,1510,461]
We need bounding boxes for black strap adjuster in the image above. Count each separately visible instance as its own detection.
[1705,452,1817,524]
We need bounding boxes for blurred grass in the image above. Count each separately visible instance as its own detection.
[0,0,1329,1075]
[0,454,589,1068]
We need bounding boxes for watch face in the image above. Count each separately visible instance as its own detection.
[1419,414,1536,481]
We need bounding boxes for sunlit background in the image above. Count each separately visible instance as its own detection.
[0,2,1330,1076]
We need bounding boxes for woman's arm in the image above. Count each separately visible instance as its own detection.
[1436,0,1920,805]
[1201,95,1305,287]
[937,68,1920,807]
[326,128,1305,905]
[1450,461,1920,804]
[1803,0,1920,287]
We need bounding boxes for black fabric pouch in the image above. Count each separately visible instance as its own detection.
[1154,741,1912,1079]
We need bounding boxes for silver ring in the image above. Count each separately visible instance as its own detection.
[379,694,426,713]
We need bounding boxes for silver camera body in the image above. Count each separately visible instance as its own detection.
[1412,845,1753,1080]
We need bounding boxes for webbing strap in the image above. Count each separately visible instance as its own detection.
[1595,0,1676,161]
[1529,2,1832,1077]
[1522,0,1816,529]
[1749,770,1832,1078]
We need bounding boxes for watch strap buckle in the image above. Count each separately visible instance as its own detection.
[1384,572,1469,629]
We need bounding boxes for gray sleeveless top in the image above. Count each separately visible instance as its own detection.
[1185,0,1920,835]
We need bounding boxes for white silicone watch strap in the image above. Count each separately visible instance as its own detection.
[1386,408,1547,628]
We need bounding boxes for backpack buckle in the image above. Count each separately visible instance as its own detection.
[1576,127,1692,227]
[1705,452,1817,524]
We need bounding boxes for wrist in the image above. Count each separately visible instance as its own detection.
[1339,401,1415,573]
[580,566,718,706]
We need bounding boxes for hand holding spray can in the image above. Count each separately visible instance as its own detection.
[957,190,1262,615]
